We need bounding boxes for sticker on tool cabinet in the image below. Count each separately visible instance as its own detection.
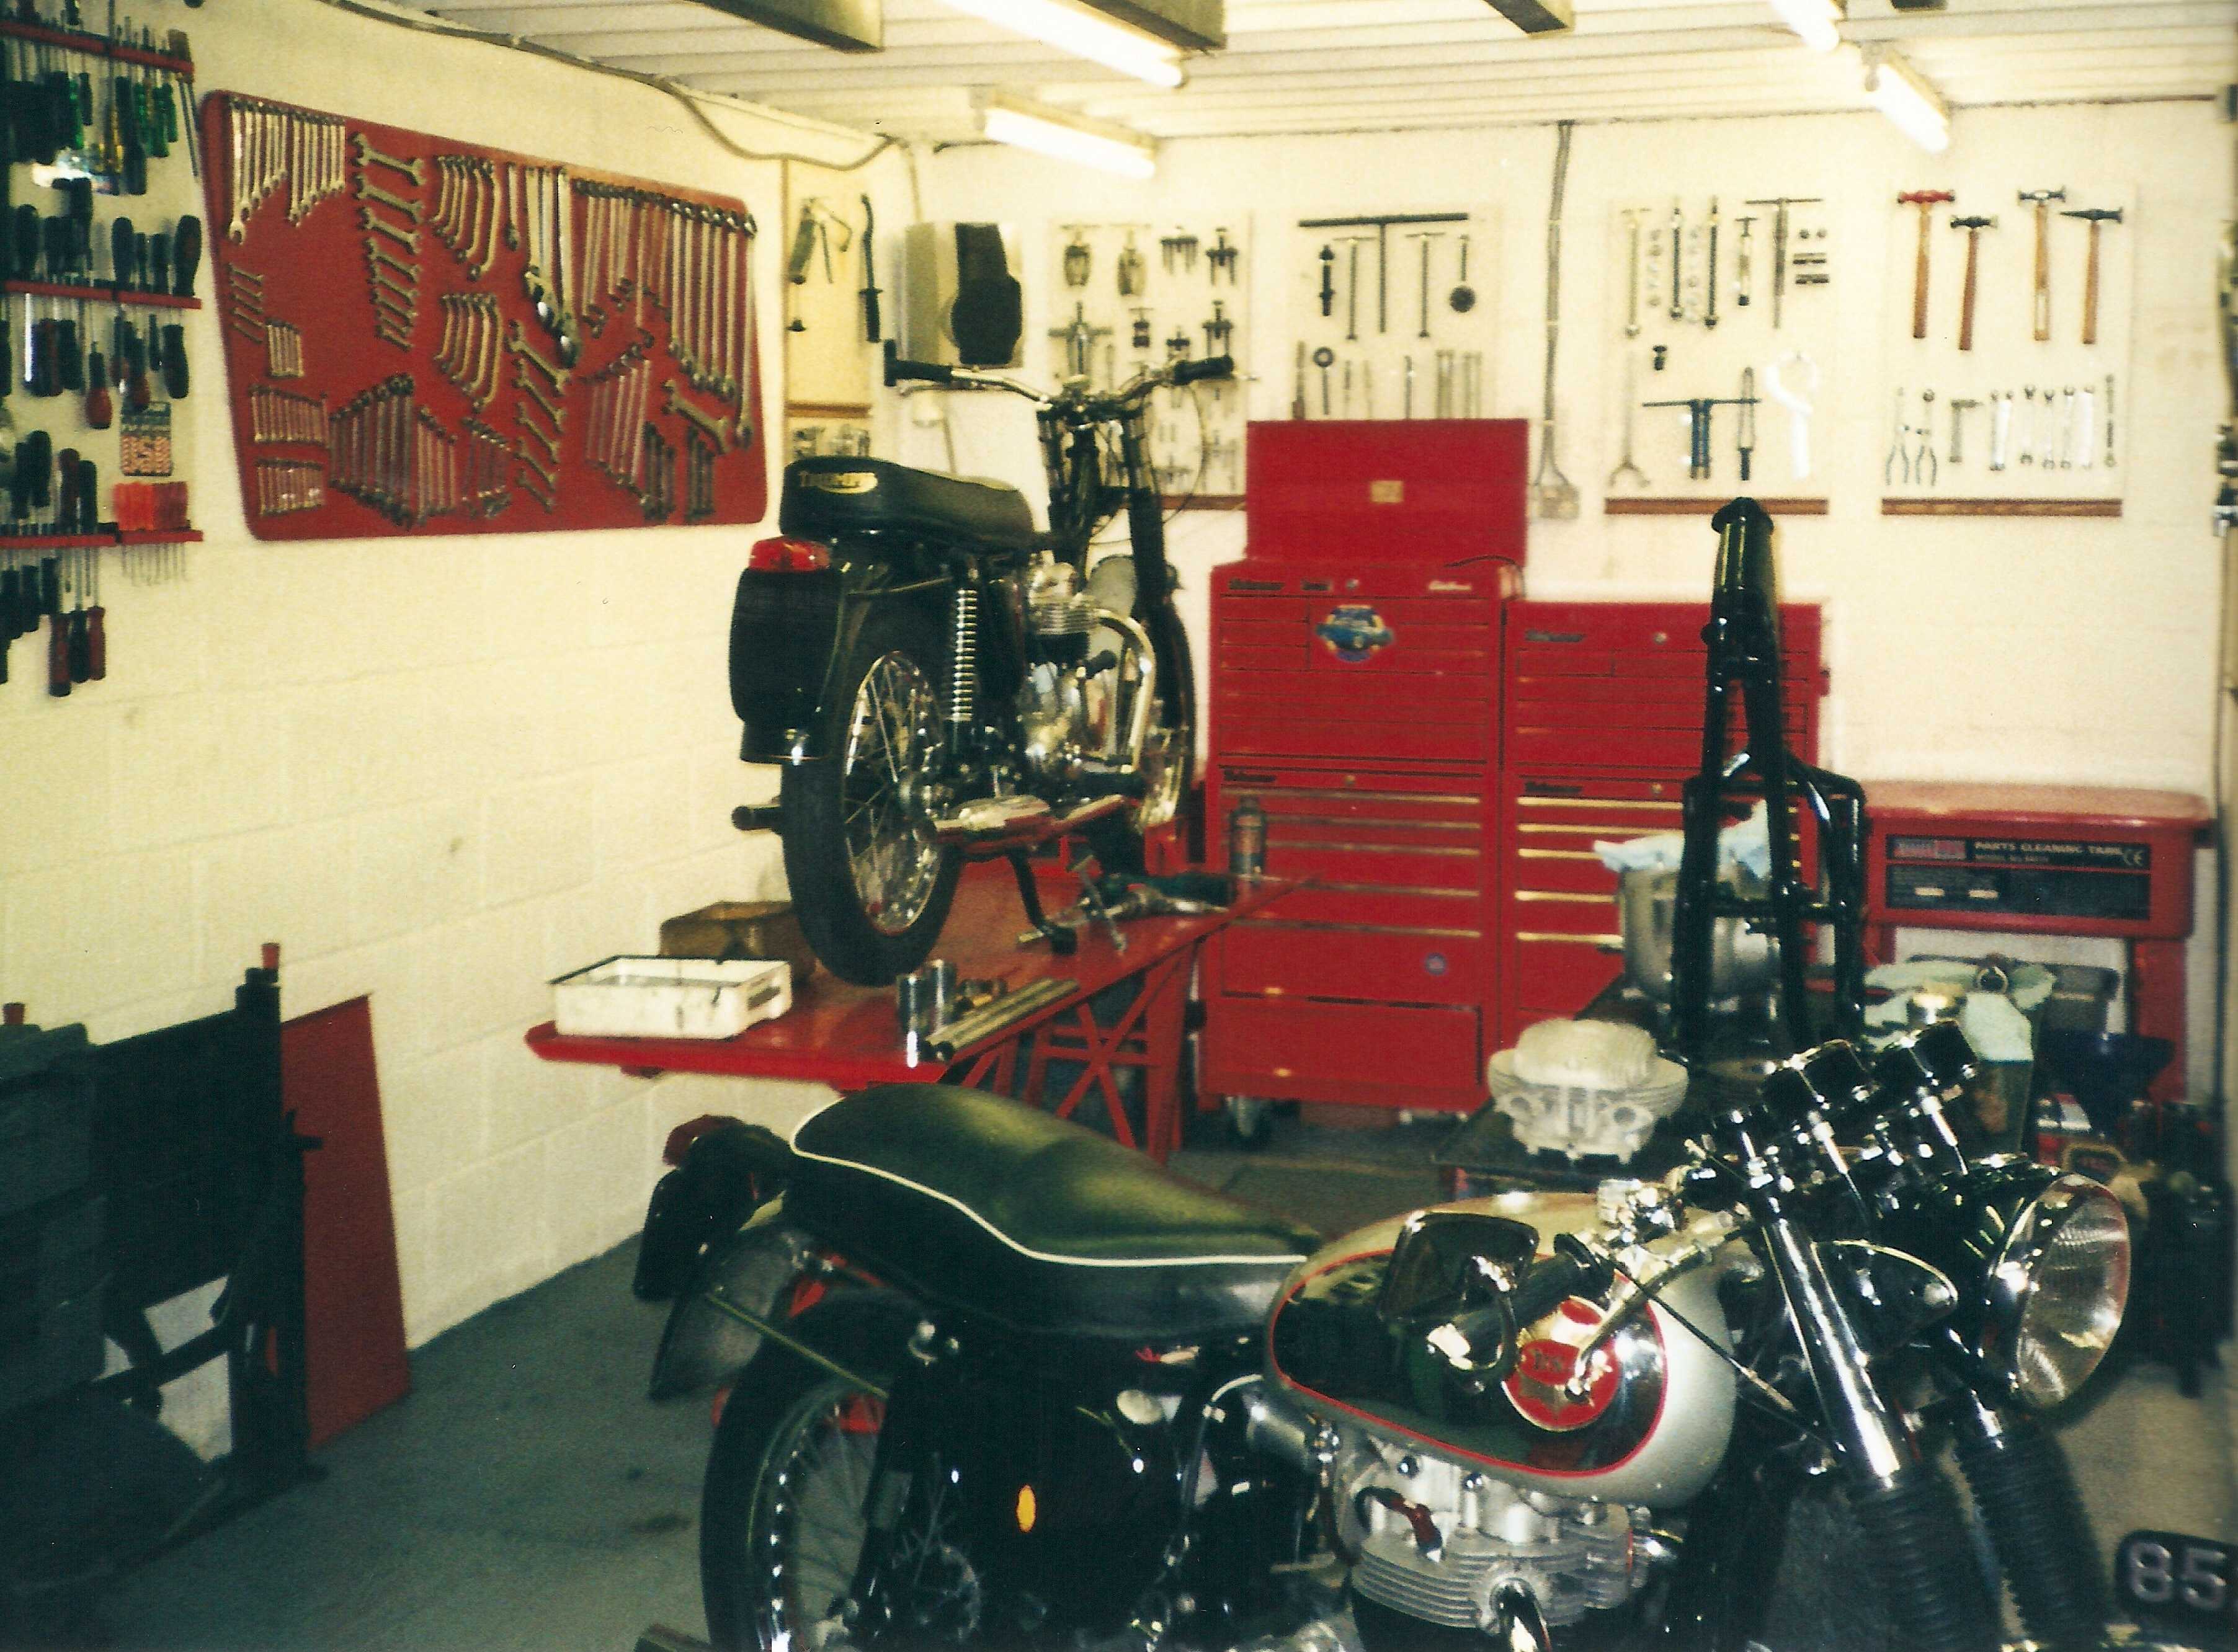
[1315,604,1394,662]
[203,92,766,540]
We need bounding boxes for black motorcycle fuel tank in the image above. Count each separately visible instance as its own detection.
[1267,1196,1737,1507]
[878,1346,1179,1640]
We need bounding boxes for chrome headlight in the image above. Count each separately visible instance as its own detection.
[1987,1174,2131,1410]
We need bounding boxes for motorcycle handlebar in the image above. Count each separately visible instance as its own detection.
[1506,1250,1605,1331]
[1173,353,1234,386]
[883,342,954,387]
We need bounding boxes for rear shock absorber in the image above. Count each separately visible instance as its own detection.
[1952,1398,2107,1649]
[947,585,979,729]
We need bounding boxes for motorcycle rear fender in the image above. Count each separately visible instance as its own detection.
[633,1119,794,1303]
[728,557,950,764]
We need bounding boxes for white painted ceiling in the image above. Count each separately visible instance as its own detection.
[423,0,2238,145]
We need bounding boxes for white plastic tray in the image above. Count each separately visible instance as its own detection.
[551,956,792,1040]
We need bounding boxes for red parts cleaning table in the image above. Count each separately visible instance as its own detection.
[203,94,764,538]
[526,864,1299,1163]
[1861,781,2210,1099]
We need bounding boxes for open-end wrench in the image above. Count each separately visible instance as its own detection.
[2019,386,2037,465]
[435,299,465,372]
[432,158,460,243]
[2058,385,2076,468]
[352,133,423,187]
[465,162,491,276]
[515,442,559,490]
[517,410,561,462]
[666,378,733,451]
[372,266,416,305]
[1989,391,2012,471]
[356,174,422,221]
[362,206,419,253]
[507,319,568,386]
[514,362,565,424]
[367,244,418,282]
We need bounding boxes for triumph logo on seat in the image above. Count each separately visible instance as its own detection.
[803,471,880,494]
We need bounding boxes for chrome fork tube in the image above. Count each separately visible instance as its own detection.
[1760,1215,1916,1487]
[1090,607,1158,770]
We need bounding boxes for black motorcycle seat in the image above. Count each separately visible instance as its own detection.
[786,1085,1322,1342]
[779,456,1041,551]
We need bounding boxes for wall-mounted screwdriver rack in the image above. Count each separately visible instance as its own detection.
[202,93,766,540]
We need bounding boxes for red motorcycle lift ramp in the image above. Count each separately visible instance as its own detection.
[527,861,1298,1163]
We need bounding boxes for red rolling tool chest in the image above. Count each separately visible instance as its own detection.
[1496,600,1827,1050]
[1200,420,1526,1116]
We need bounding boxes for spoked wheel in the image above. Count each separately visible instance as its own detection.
[781,607,961,985]
[700,1295,915,1652]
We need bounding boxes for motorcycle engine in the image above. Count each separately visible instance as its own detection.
[1019,556,1107,786]
[1335,1434,1648,1638]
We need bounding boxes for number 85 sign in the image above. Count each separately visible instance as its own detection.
[2118,1530,2237,1639]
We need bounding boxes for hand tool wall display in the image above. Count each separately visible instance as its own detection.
[1286,208,1496,428]
[0,7,204,701]
[780,166,872,464]
[1042,219,1251,501]
[202,94,765,540]
[1603,195,1834,510]
[1879,180,2131,515]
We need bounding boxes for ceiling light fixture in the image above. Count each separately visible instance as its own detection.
[1765,0,1843,53]
[1863,45,1951,154]
[942,0,1185,88]
[979,92,1157,178]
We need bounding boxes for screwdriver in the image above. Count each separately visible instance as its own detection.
[114,73,143,194]
[65,549,87,684]
[159,321,184,397]
[170,213,198,296]
[84,535,102,681]
[109,215,133,290]
[82,342,107,425]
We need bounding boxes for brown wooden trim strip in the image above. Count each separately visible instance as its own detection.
[1604,497,1829,516]
[1878,497,2123,517]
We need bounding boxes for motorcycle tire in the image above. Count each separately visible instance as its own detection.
[780,605,963,986]
[700,1291,916,1652]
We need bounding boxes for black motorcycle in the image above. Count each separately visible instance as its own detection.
[727,346,1231,985]
[640,1021,2131,1651]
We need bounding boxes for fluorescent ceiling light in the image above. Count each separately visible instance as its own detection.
[1864,46,1951,154]
[1765,0,1843,52]
[942,0,1185,87]
[979,93,1157,177]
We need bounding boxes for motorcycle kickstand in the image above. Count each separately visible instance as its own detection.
[1009,850,1079,955]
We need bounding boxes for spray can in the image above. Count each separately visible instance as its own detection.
[1229,796,1267,879]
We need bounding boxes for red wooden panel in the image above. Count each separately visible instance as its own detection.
[205,94,765,539]
[283,996,411,1448]
[1244,420,1527,565]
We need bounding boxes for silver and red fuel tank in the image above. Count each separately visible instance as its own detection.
[1266,1192,1737,1507]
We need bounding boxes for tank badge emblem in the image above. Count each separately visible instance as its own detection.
[1504,1300,1621,1432]
[1315,604,1396,663]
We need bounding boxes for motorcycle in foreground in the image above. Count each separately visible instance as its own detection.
[641,1019,2131,1651]
[727,346,1230,985]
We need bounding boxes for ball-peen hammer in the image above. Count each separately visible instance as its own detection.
[1949,213,1995,352]
[2059,205,2121,346]
[2018,187,2066,341]
[1897,189,1955,339]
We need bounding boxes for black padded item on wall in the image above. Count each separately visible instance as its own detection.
[948,223,1021,367]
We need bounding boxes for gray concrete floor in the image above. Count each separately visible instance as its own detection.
[97,1111,2236,1651]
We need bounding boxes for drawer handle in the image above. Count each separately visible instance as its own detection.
[1516,848,1603,861]
[1514,890,1608,904]
[1513,796,1682,812]
[1515,931,1625,951]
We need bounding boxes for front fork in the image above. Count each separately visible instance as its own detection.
[1760,1214,2005,1652]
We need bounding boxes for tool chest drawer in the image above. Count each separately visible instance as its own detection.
[1199,995,1484,1111]
[1221,920,1484,1007]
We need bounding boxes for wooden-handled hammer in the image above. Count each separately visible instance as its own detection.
[1950,214,1995,353]
[1899,189,1955,339]
[2061,205,2122,346]
[2020,186,2066,341]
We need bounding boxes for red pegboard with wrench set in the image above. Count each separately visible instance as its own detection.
[201,93,764,539]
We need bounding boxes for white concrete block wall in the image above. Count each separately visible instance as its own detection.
[0,0,915,1346]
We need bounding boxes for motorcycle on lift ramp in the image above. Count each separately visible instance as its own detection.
[726,344,1231,985]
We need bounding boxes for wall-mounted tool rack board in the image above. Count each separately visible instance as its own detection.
[1876,180,2132,517]
[1284,208,1498,432]
[202,94,765,540]
[780,163,873,464]
[1043,219,1252,507]
[1603,196,1835,511]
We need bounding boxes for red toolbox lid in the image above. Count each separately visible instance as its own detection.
[1245,419,1527,565]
